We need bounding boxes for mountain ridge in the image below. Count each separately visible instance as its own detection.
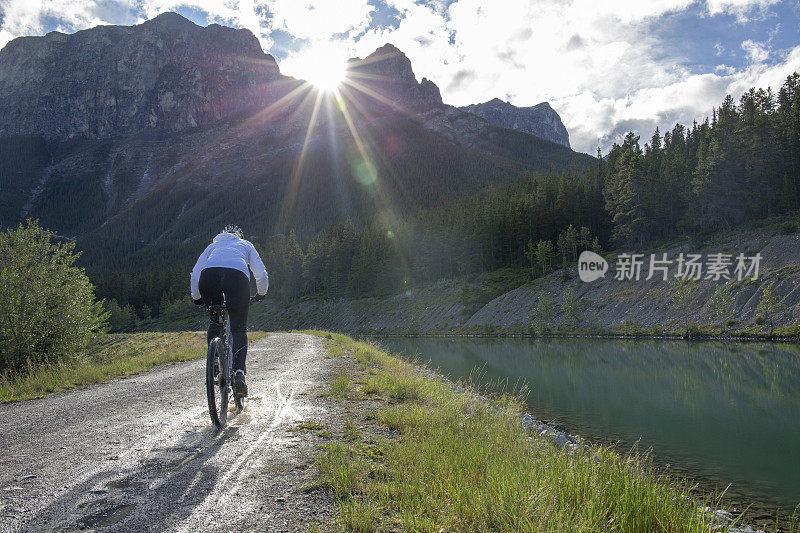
[0,12,571,149]
[0,12,286,139]
[460,98,571,148]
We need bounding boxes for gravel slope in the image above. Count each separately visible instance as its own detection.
[0,333,334,532]
[252,227,800,334]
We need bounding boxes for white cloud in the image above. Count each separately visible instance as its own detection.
[138,0,273,48]
[741,39,770,62]
[265,0,373,40]
[1,0,798,155]
[342,0,798,153]
[706,0,781,21]
[0,29,15,50]
[0,0,144,45]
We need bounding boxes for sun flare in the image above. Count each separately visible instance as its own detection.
[285,46,348,92]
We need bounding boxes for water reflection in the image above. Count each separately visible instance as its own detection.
[380,337,800,515]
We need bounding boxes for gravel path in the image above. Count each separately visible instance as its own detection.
[0,333,334,532]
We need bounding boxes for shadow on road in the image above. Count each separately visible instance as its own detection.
[24,422,240,531]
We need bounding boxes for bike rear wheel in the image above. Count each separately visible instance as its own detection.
[206,338,228,427]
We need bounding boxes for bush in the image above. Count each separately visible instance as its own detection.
[780,221,798,235]
[0,221,106,374]
[158,295,194,322]
[104,299,140,332]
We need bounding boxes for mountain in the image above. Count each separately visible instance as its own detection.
[0,12,289,139]
[460,98,571,148]
[346,43,442,110]
[0,13,592,309]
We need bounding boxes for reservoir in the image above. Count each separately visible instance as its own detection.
[380,337,800,522]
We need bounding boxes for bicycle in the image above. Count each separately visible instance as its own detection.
[205,297,255,427]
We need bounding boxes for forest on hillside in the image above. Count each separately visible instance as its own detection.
[98,73,800,325]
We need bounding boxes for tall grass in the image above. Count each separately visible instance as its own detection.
[309,332,724,532]
[0,331,267,402]
[330,372,353,399]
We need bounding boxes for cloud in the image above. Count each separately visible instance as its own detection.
[264,0,374,40]
[138,0,274,48]
[741,39,770,62]
[566,34,585,51]
[0,0,133,49]
[706,0,781,21]
[0,0,798,155]
[446,69,475,91]
[344,0,798,153]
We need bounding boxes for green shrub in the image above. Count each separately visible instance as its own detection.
[0,221,106,374]
[780,221,798,235]
[103,299,140,332]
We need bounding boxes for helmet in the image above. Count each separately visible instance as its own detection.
[222,225,243,238]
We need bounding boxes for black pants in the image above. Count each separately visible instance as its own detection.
[198,267,250,373]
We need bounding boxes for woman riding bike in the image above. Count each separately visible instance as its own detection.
[190,225,269,397]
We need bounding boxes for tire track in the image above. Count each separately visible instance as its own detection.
[0,333,332,532]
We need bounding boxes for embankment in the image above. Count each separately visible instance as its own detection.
[252,224,800,337]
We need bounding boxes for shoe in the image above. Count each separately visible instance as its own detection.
[234,370,248,397]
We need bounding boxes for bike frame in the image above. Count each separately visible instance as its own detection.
[208,303,233,392]
[203,294,256,426]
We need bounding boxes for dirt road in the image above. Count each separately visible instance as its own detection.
[0,333,334,532]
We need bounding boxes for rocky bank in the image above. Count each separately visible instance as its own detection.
[251,220,800,337]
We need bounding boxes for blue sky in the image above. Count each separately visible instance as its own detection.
[1,0,799,153]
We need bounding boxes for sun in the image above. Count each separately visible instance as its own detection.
[286,45,348,92]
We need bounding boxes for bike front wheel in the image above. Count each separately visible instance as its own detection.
[206,338,228,427]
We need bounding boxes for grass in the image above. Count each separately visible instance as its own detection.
[329,371,354,399]
[289,419,328,432]
[0,331,268,402]
[305,330,755,532]
[324,340,346,358]
[460,267,530,314]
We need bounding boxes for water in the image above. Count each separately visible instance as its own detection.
[380,337,800,520]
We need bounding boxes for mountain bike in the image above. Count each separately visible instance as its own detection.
[205,298,254,427]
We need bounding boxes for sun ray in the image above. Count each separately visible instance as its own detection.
[277,88,325,231]
[338,77,417,119]
[143,80,314,208]
[336,86,418,216]
[332,91,414,280]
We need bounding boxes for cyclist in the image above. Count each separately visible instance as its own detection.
[190,225,268,397]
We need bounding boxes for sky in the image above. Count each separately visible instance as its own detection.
[1,0,799,154]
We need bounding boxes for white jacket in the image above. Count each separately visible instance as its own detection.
[190,232,269,300]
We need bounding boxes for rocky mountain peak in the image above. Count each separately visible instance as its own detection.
[0,12,283,139]
[346,43,442,110]
[460,98,570,148]
[142,11,200,29]
[356,43,414,81]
